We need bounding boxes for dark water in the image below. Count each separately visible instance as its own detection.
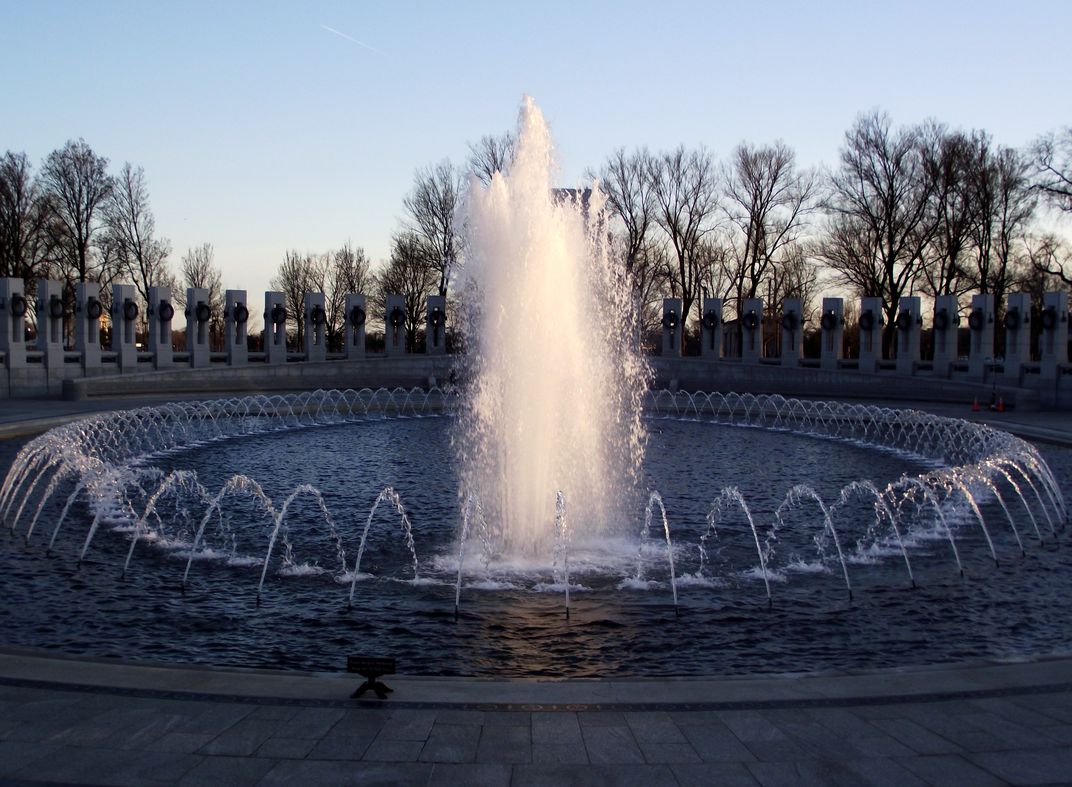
[1,415,1070,677]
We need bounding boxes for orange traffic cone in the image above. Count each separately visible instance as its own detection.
[972,397,980,412]
[997,397,1005,413]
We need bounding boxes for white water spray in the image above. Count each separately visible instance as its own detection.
[457,96,649,555]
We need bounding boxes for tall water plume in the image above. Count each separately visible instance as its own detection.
[456,96,650,555]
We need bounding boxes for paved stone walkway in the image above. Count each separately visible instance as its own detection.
[1,651,1072,786]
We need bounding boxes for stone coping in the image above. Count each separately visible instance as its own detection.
[2,646,1072,712]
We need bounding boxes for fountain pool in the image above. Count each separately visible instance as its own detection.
[1,98,1068,677]
[0,389,1068,677]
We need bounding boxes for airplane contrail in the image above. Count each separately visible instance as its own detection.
[320,24,384,56]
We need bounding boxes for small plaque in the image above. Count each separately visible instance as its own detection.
[347,656,396,676]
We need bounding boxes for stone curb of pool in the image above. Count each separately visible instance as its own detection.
[2,646,1072,711]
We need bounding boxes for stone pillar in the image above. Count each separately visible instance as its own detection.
[426,295,446,355]
[741,298,763,363]
[385,294,407,356]
[661,298,682,356]
[894,296,922,375]
[225,290,249,366]
[110,284,138,371]
[700,298,723,359]
[74,282,102,371]
[0,278,27,369]
[1003,292,1032,385]
[303,291,327,362]
[819,297,844,371]
[344,294,366,359]
[779,298,803,367]
[967,293,995,381]
[35,279,65,369]
[1040,291,1069,382]
[931,295,960,378]
[857,297,883,373]
[185,287,211,368]
[264,292,288,365]
[147,286,175,369]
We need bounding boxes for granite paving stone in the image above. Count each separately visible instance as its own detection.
[247,704,299,722]
[532,711,583,744]
[12,746,200,786]
[958,710,1062,748]
[331,707,392,736]
[261,759,433,786]
[196,718,277,756]
[143,732,217,754]
[742,735,818,763]
[718,711,792,743]
[175,754,278,787]
[173,704,253,736]
[432,709,485,725]
[376,709,437,741]
[963,696,1066,728]
[581,725,645,764]
[682,722,758,763]
[576,710,627,727]
[837,757,932,787]
[427,762,511,786]
[870,717,965,755]
[896,753,1009,787]
[803,707,886,738]
[477,723,532,764]
[362,736,425,762]
[305,732,376,760]
[418,722,481,762]
[270,706,345,739]
[625,711,688,743]
[968,747,1072,784]
[482,710,532,727]
[1007,693,1072,724]
[0,740,62,777]
[672,761,761,786]
[640,741,702,763]
[512,763,679,786]
[254,735,318,759]
[532,742,590,764]
[745,758,905,787]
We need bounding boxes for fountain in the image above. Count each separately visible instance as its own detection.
[0,98,1069,678]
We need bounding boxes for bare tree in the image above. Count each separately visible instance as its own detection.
[467,132,514,186]
[40,139,113,284]
[375,231,438,350]
[648,146,720,345]
[322,242,372,350]
[180,243,224,346]
[271,250,314,348]
[403,160,463,296]
[721,141,819,313]
[1023,233,1072,288]
[0,151,52,285]
[592,148,657,280]
[1033,127,1072,213]
[104,163,173,310]
[919,126,978,296]
[766,241,820,322]
[818,112,937,355]
[968,143,1036,314]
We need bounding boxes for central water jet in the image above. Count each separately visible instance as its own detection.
[457,96,649,554]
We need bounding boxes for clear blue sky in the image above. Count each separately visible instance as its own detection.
[2,0,1069,300]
